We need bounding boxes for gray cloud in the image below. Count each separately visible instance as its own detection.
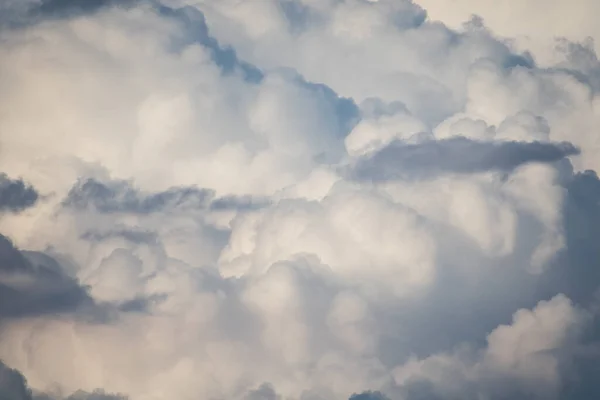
[0,174,39,213]
[0,0,140,30]
[0,361,32,400]
[546,169,600,400]
[0,360,127,400]
[65,178,271,215]
[349,137,580,182]
[209,195,270,212]
[155,4,264,82]
[0,234,93,319]
[79,228,159,245]
[356,165,600,400]
[540,169,600,306]
[28,0,139,19]
[1,0,600,399]
[279,0,312,34]
[348,391,389,400]
[64,179,213,214]
[63,390,127,400]
[244,383,280,400]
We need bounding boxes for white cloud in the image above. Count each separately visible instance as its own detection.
[412,0,600,65]
[393,294,588,399]
[0,1,599,400]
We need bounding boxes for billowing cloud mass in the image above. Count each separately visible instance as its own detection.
[0,0,600,399]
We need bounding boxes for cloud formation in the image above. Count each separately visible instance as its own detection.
[0,0,599,400]
[0,233,93,319]
[0,174,39,213]
[349,137,580,181]
[0,360,126,400]
[64,178,213,214]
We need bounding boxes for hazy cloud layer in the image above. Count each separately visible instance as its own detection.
[0,0,599,400]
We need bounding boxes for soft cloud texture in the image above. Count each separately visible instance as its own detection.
[412,0,600,65]
[0,0,599,400]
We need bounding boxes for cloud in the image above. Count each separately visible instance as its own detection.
[244,383,280,400]
[0,233,93,319]
[0,0,140,31]
[411,0,600,65]
[0,174,39,213]
[64,178,213,214]
[153,4,264,82]
[348,137,580,181]
[392,294,588,400]
[63,390,127,400]
[0,360,127,400]
[0,1,599,400]
[0,361,33,400]
[28,0,139,19]
[348,391,389,400]
[543,169,600,306]
[209,194,270,211]
[63,177,270,215]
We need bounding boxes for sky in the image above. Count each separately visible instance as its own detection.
[0,0,599,399]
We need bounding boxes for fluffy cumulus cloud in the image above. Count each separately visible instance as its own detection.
[1,0,600,399]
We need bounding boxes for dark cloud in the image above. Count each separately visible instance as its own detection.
[348,137,580,182]
[64,390,126,400]
[279,0,312,34]
[359,167,600,393]
[245,383,280,400]
[0,361,33,400]
[544,169,600,400]
[0,234,92,319]
[528,168,600,308]
[0,0,140,30]
[0,174,39,213]
[389,2,428,30]
[155,4,264,82]
[399,376,532,400]
[79,228,158,245]
[560,327,600,400]
[0,360,127,400]
[374,165,600,400]
[553,169,600,305]
[398,380,446,400]
[65,178,271,216]
[209,195,270,212]
[116,296,158,313]
[300,77,361,140]
[64,179,213,214]
[348,391,390,400]
[28,0,139,19]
